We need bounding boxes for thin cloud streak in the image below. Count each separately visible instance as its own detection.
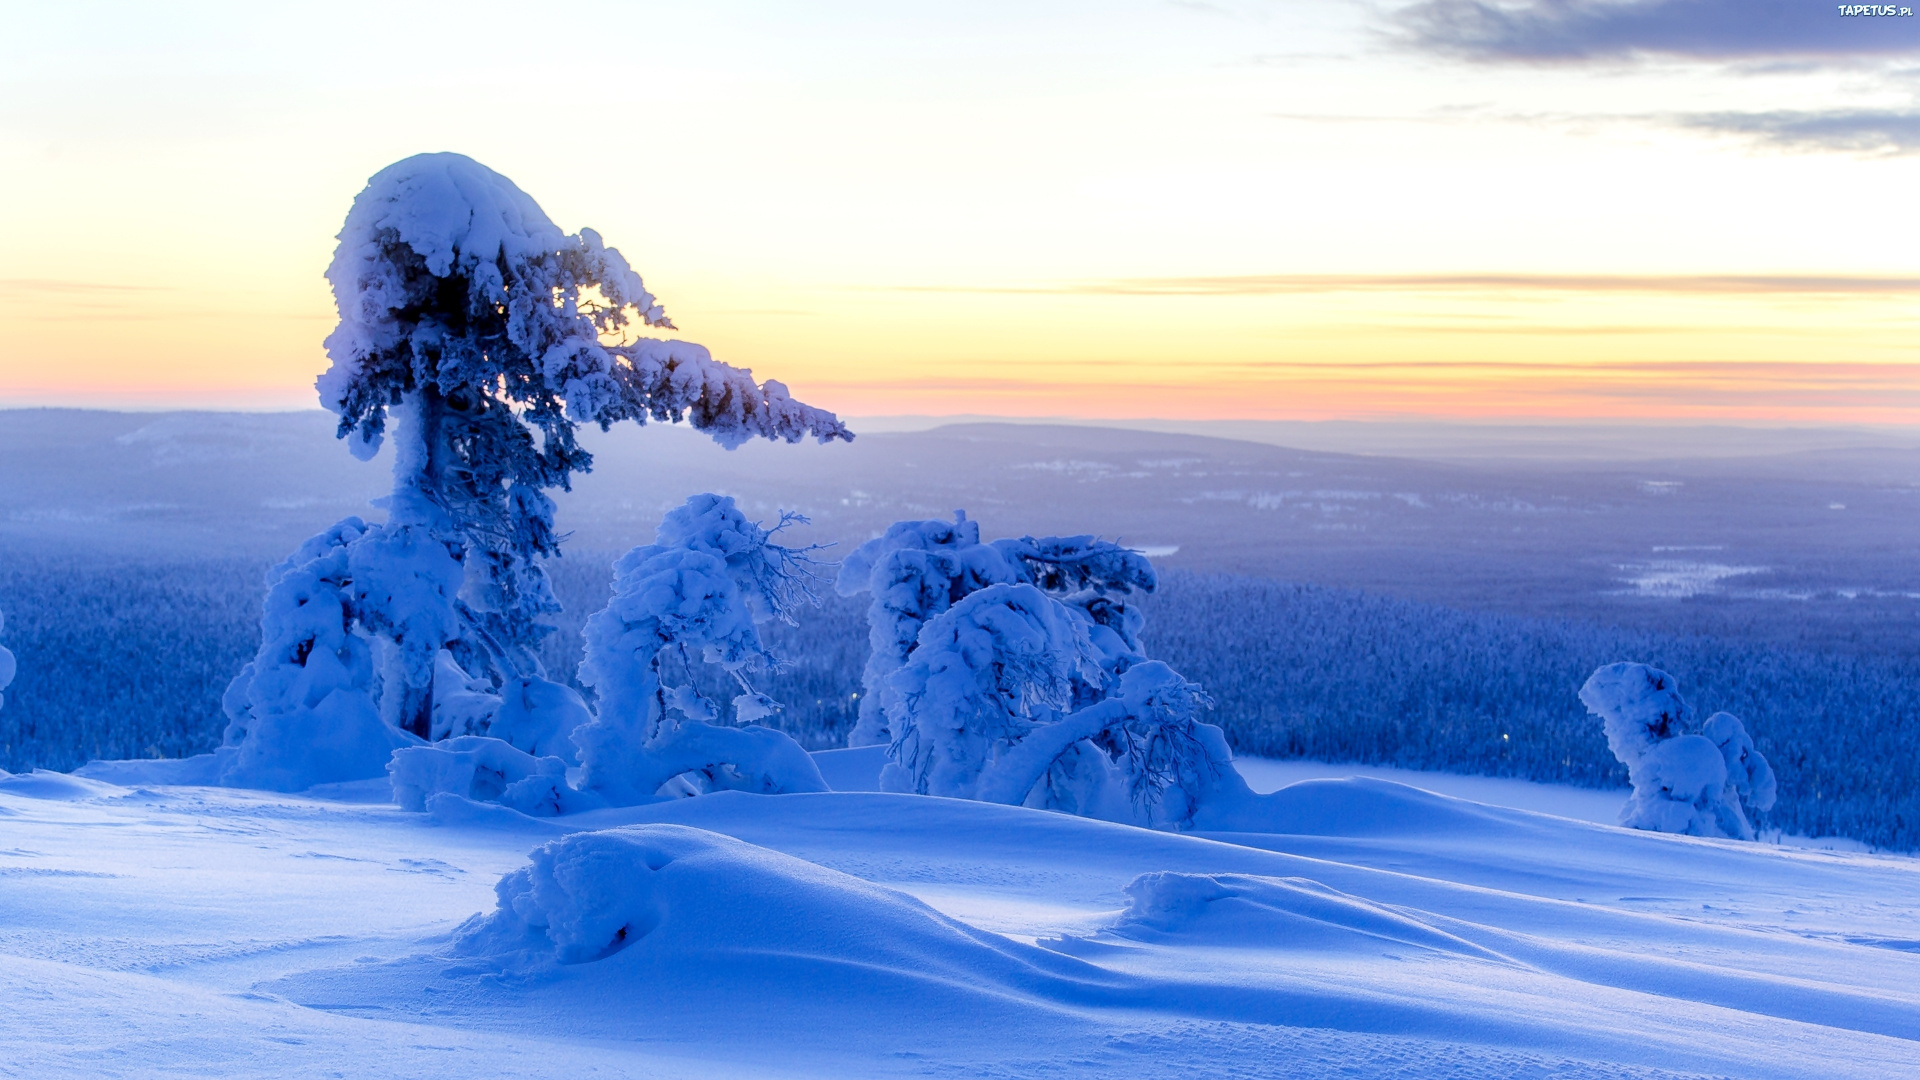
[812,360,1920,387]
[1396,0,1920,63]
[883,273,1920,297]
[0,279,171,295]
[1679,108,1920,154]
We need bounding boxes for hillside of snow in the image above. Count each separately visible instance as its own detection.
[3,755,1916,1079]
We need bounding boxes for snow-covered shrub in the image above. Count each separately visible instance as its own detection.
[1703,709,1779,832]
[885,583,1102,799]
[860,521,1231,830]
[218,520,414,792]
[1580,662,1776,839]
[573,494,828,805]
[215,153,848,790]
[835,512,1156,747]
[0,607,14,710]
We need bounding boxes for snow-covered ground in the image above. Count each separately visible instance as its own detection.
[4,756,1918,1079]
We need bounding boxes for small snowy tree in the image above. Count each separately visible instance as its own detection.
[218,520,414,791]
[572,494,829,805]
[0,607,15,710]
[834,512,1156,748]
[848,515,1230,829]
[884,584,1227,827]
[221,153,849,791]
[1579,662,1777,840]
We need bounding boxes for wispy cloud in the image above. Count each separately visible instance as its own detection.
[884,273,1920,297]
[1678,107,1920,153]
[806,361,1920,420]
[0,279,169,295]
[1268,103,1920,157]
[1397,0,1920,63]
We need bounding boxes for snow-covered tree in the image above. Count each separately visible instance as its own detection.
[219,154,849,789]
[834,512,1156,748]
[0,607,15,710]
[1701,709,1779,839]
[882,583,1223,827]
[572,494,829,805]
[1579,662,1777,840]
[845,516,1230,829]
[218,520,413,791]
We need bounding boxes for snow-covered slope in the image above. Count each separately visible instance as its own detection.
[2,765,1917,1078]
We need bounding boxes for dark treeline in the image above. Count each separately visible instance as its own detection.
[3,553,1915,850]
[1143,573,1920,851]
[0,551,265,769]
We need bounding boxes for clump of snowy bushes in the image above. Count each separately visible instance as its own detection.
[209,153,846,794]
[838,513,1254,830]
[1580,662,1776,840]
[388,493,829,813]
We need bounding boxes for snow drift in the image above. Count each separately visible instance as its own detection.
[451,823,1112,1006]
[1114,871,1508,960]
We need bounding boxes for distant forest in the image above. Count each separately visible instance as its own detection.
[2,552,1915,851]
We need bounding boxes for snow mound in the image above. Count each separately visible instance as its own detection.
[1198,776,1519,837]
[0,769,130,801]
[455,824,1101,993]
[809,745,888,791]
[73,753,228,787]
[1113,871,1508,961]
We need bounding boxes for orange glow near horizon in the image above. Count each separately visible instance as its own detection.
[5,4,1919,429]
[4,272,1918,426]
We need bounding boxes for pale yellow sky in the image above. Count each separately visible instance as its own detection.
[2,1,1916,423]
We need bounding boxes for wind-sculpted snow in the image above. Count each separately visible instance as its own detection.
[7,772,1920,1077]
[454,824,1097,985]
[1112,872,1509,961]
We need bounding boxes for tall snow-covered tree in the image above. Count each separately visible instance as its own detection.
[221,153,849,790]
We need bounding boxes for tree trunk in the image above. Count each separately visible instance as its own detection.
[399,678,434,740]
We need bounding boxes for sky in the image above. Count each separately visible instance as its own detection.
[1,0,1918,425]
